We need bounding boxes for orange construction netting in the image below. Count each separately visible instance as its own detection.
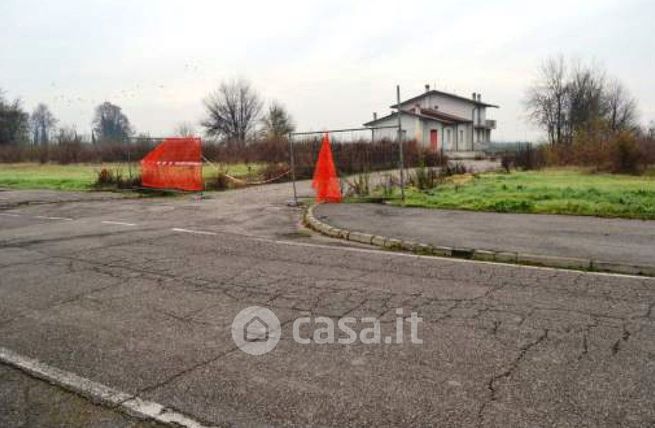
[140,137,203,191]
[312,133,342,203]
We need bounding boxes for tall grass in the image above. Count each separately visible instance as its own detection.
[399,169,655,219]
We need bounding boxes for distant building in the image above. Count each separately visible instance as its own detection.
[364,86,499,156]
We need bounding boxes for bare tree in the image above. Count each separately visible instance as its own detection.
[0,89,29,146]
[201,79,262,145]
[525,56,568,145]
[567,61,606,138]
[30,103,57,146]
[174,122,197,137]
[604,79,638,132]
[92,101,132,142]
[260,102,295,140]
[526,56,641,144]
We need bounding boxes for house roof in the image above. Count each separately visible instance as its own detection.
[418,107,472,123]
[363,108,471,127]
[363,111,420,127]
[390,89,499,109]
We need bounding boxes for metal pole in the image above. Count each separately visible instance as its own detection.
[288,133,298,206]
[396,85,405,202]
[127,136,132,179]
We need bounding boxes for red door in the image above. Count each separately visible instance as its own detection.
[430,130,439,152]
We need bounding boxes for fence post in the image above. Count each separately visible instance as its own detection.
[126,136,132,179]
[396,85,405,202]
[288,133,298,206]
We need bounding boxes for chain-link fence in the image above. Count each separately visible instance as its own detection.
[288,124,460,204]
[288,126,408,203]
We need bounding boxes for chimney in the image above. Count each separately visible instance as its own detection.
[373,112,378,121]
[472,92,477,101]
[425,84,430,93]
[477,93,481,102]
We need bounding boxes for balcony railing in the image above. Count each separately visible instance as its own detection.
[475,119,496,129]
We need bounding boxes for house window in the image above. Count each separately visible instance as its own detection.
[447,129,451,146]
[459,130,464,145]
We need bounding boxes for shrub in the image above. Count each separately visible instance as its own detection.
[345,173,370,197]
[515,143,544,170]
[407,160,468,191]
[532,126,654,175]
[95,168,114,186]
[501,155,513,173]
[408,159,439,191]
[378,173,398,198]
[94,167,140,189]
[441,161,468,176]
[204,171,232,190]
[259,162,291,182]
[611,132,642,174]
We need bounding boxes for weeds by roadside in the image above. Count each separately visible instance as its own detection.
[344,173,370,197]
[94,168,140,189]
[406,160,469,191]
[394,168,655,220]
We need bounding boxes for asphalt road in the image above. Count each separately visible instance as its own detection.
[1,182,654,427]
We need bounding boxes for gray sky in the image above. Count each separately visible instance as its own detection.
[1,0,653,141]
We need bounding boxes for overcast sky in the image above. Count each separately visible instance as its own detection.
[1,0,653,141]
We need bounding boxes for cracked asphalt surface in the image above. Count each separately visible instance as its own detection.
[1,182,654,427]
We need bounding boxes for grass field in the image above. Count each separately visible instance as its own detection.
[0,163,264,191]
[392,168,655,220]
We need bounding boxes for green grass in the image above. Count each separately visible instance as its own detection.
[391,168,655,220]
[0,163,121,190]
[202,162,265,179]
[0,162,265,191]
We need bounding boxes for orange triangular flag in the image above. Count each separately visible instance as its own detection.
[312,133,342,203]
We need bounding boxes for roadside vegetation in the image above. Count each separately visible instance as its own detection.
[1,57,654,202]
[390,168,655,220]
[0,162,268,191]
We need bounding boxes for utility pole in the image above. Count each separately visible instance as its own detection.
[396,85,405,202]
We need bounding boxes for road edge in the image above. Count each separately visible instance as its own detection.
[0,346,215,428]
[303,204,655,277]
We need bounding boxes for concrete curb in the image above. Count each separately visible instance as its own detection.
[303,204,655,277]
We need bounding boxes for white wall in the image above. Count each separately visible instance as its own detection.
[369,113,417,141]
[402,93,476,121]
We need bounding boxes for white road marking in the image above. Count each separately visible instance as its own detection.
[101,220,137,226]
[0,212,20,217]
[171,227,217,236]
[0,346,215,428]
[34,215,74,221]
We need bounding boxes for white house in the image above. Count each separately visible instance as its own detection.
[364,86,498,155]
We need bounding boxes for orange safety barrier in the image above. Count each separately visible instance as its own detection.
[312,133,342,203]
[140,137,203,191]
